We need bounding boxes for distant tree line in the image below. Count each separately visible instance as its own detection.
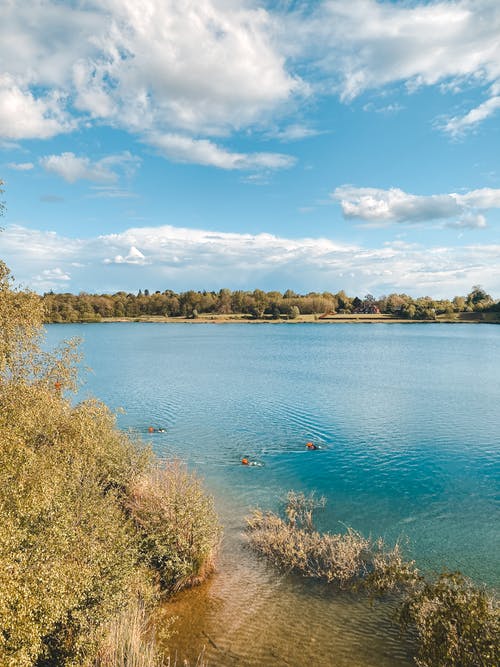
[42,285,499,322]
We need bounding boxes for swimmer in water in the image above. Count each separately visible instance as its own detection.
[241,457,263,467]
[306,442,319,450]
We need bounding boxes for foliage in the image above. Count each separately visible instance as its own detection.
[41,285,499,322]
[127,462,222,593]
[399,572,499,667]
[0,258,221,666]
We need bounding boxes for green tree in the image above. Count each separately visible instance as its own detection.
[466,285,493,311]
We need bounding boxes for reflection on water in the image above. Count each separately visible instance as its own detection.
[45,323,500,665]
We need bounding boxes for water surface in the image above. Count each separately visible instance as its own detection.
[46,323,500,665]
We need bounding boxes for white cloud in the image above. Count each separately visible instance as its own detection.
[39,151,140,183]
[104,246,148,265]
[87,186,139,199]
[1,0,499,146]
[145,133,295,170]
[2,223,500,298]
[32,267,71,291]
[7,162,34,171]
[0,75,74,140]
[268,124,322,141]
[332,185,500,227]
[0,0,301,140]
[290,0,500,133]
[444,95,500,136]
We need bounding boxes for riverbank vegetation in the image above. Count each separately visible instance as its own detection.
[246,493,499,667]
[0,259,221,666]
[42,286,499,323]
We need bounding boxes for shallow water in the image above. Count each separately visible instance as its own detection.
[46,323,500,665]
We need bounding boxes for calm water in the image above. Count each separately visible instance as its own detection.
[46,323,500,666]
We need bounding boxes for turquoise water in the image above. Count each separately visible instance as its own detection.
[46,323,500,665]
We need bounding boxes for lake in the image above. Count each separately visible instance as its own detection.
[46,323,500,666]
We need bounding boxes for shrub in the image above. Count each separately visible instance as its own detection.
[246,492,417,592]
[0,260,221,665]
[127,462,222,593]
[398,572,499,667]
[247,493,499,667]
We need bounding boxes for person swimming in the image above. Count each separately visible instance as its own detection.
[306,442,319,450]
[241,457,263,467]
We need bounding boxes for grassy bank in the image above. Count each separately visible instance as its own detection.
[48,312,500,324]
[0,261,221,666]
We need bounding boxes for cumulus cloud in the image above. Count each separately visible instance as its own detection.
[104,246,148,265]
[332,185,500,228]
[1,0,499,146]
[145,133,295,170]
[0,0,300,139]
[2,223,500,298]
[39,151,140,183]
[31,268,71,291]
[0,75,74,140]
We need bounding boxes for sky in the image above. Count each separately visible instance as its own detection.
[1,0,500,299]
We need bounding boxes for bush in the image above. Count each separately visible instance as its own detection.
[246,492,417,592]
[247,492,499,667]
[127,462,222,593]
[0,260,221,665]
[399,572,499,667]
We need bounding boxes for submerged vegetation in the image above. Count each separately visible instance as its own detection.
[246,493,499,667]
[0,258,221,665]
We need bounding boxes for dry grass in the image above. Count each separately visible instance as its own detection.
[127,462,222,593]
[95,601,164,667]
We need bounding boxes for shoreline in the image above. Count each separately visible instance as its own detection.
[46,313,500,325]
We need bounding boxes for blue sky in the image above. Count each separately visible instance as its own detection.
[1,0,500,298]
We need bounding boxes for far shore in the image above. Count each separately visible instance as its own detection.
[47,312,500,324]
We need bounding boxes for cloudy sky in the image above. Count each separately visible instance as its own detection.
[1,0,500,298]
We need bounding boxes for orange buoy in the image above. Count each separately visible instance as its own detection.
[241,457,249,465]
[148,426,155,433]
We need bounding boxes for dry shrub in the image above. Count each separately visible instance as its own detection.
[366,539,420,596]
[247,509,371,587]
[246,493,418,592]
[247,493,498,667]
[127,462,222,593]
[399,572,499,667]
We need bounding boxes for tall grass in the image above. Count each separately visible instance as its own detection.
[95,601,163,667]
